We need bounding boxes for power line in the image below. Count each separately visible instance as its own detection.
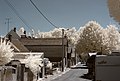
[4,0,34,31]
[30,0,58,28]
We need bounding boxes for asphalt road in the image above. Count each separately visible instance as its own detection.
[51,64,92,81]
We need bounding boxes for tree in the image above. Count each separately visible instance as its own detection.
[24,55,44,81]
[108,0,120,23]
[35,27,79,45]
[0,38,14,65]
[64,27,79,45]
[76,21,105,54]
[17,27,25,36]
[105,25,120,51]
[51,28,63,38]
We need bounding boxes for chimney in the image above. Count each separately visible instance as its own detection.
[8,34,12,42]
[13,27,16,32]
[21,31,27,38]
[24,31,26,35]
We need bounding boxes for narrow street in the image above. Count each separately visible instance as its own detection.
[51,63,92,81]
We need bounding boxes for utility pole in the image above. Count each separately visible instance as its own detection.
[62,29,65,72]
[5,18,11,33]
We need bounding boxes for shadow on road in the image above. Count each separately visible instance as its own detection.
[80,74,91,80]
[80,74,94,81]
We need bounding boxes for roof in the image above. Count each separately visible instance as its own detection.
[0,37,20,52]
[19,38,68,46]
[13,52,44,61]
[6,29,20,39]
[11,39,29,52]
[5,29,69,62]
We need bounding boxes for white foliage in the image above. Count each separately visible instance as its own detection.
[44,58,52,69]
[43,31,53,38]
[0,38,14,65]
[31,29,35,38]
[24,55,43,76]
[17,27,25,36]
[46,61,52,69]
[21,20,120,55]
[76,21,106,54]
[35,31,53,38]
[105,25,120,51]
[35,27,79,45]
[108,0,120,23]
[76,21,120,55]
[64,27,79,45]
[51,28,64,38]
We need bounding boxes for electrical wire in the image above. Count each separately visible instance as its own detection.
[4,0,34,31]
[30,0,58,28]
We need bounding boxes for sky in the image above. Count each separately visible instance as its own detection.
[0,0,119,35]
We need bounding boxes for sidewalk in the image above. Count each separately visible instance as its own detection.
[39,62,81,81]
[42,68,70,81]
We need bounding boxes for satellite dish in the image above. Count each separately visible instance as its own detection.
[108,0,120,23]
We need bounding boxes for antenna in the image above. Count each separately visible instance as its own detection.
[5,18,11,33]
[4,0,34,31]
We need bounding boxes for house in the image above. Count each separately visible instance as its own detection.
[6,28,69,62]
[7,28,69,73]
[5,28,78,70]
[19,37,68,62]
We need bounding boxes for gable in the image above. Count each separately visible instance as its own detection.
[6,30,20,39]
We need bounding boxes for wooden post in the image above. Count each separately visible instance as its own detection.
[27,68,33,81]
[17,64,21,81]
[1,68,4,81]
[42,66,45,78]
[21,64,25,81]
[4,68,13,81]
